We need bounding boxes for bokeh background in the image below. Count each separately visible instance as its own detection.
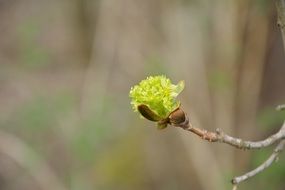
[1,0,285,190]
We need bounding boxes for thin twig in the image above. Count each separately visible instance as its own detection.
[172,118,285,189]
[232,139,285,185]
[174,118,285,150]
[167,1,285,188]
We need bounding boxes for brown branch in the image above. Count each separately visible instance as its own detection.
[164,1,285,188]
[168,107,285,189]
[231,139,285,185]
[172,111,285,150]
[222,1,285,188]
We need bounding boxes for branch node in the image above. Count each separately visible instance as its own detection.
[215,128,225,142]
[275,156,279,162]
[277,20,285,28]
[231,178,237,185]
[215,128,222,135]
[240,140,247,150]
[276,104,285,111]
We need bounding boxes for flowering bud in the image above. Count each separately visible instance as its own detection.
[129,75,184,119]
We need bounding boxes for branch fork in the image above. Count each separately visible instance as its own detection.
[166,106,285,189]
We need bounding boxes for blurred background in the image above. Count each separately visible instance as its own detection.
[0,0,285,190]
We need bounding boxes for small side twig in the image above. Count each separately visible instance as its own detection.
[231,139,285,186]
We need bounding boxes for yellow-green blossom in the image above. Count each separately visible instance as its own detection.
[129,75,184,119]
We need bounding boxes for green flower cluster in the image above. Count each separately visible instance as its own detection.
[129,75,184,119]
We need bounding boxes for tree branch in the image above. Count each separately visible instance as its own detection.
[231,139,285,185]
[173,113,285,150]
[167,107,285,189]
[165,1,285,189]
[221,1,285,188]
[228,0,285,188]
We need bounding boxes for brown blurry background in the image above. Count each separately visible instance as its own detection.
[0,0,285,190]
